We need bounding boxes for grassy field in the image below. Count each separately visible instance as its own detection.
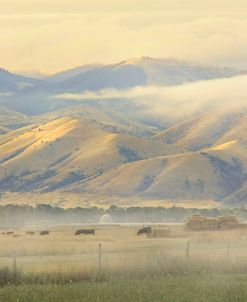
[1,225,247,273]
[1,275,247,302]
[1,225,247,301]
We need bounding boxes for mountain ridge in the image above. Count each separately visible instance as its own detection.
[1,58,247,206]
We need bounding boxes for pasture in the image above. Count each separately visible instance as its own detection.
[1,224,247,274]
[1,224,247,301]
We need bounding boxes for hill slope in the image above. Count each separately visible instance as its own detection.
[77,140,247,202]
[2,112,247,205]
[0,117,179,193]
[0,106,30,130]
[155,109,247,151]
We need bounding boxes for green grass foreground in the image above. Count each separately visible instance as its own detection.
[1,258,247,302]
[0,275,247,302]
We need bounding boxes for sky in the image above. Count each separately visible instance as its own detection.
[1,0,247,75]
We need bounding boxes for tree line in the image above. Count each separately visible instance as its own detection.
[0,204,247,228]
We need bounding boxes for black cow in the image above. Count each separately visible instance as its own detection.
[137,226,152,238]
[75,229,95,236]
[40,230,49,236]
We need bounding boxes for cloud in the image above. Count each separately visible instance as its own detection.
[53,75,247,123]
[1,13,247,73]
[0,92,14,97]
[53,87,157,101]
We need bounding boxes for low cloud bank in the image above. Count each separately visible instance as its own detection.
[53,75,247,122]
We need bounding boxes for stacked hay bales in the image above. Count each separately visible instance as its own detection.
[186,214,246,231]
[186,214,219,231]
[217,216,239,229]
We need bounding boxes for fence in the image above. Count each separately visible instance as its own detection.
[2,239,239,275]
[0,225,245,275]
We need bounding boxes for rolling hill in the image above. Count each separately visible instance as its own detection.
[0,117,180,193]
[2,113,247,206]
[39,103,159,138]
[76,139,247,203]
[0,106,30,130]
[154,109,247,151]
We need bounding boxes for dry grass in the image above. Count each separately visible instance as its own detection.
[1,226,247,301]
[1,225,247,274]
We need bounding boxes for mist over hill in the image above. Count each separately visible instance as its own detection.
[1,57,247,207]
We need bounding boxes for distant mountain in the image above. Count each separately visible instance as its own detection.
[120,57,247,85]
[0,68,41,92]
[51,57,247,92]
[1,58,247,116]
[46,64,102,84]
[1,58,246,95]
[54,62,147,91]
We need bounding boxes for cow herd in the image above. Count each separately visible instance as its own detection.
[0,229,97,237]
[0,227,153,238]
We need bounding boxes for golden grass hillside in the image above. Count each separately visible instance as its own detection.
[42,103,159,137]
[0,117,180,193]
[155,109,246,151]
[79,143,247,202]
[2,111,247,205]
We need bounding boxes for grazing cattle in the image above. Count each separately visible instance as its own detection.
[40,230,49,236]
[13,234,21,238]
[137,226,152,238]
[26,231,35,235]
[6,231,14,235]
[75,229,95,236]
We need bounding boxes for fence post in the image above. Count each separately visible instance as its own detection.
[185,240,190,259]
[226,240,230,259]
[98,243,102,270]
[13,250,17,274]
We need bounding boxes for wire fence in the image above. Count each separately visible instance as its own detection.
[1,225,247,275]
[1,238,245,275]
